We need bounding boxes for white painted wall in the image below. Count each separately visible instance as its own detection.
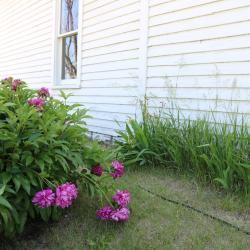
[1,0,250,135]
[147,0,250,122]
[0,0,53,85]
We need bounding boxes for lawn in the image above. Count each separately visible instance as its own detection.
[1,168,249,250]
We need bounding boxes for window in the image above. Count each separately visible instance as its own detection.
[53,0,81,87]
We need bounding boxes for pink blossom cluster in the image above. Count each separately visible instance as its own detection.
[55,182,78,208]
[32,188,55,208]
[96,206,113,220]
[32,183,77,209]
[38,87,50,98]
[110,207,130,222]
[27,87,51,111]
[91,165,103,176]
[96,189,131,222]
[11,79,22,91]
[110,160,124,179]
[27,97,45,111]
[112,189,130,208]
[94,161,131,222]
[96,206,130,222]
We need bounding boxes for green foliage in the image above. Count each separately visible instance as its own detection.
[0,78,111,237]
[117,103,250,194]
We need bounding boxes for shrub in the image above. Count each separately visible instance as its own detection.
[117,103,250,194]
[0,78,113,236]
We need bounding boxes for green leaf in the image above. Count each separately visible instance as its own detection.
[17,212,27,234]
[0,207,9,225]
[0,172,12,185]
[25,155,33,166]
[0,196,12,210]
[11,206,20,225]
[13,177,21,192]
[37,159,45,172]
[0,184,6,196]
[40,208,51,222]
[239,163,250,170]
[20,178,31,195]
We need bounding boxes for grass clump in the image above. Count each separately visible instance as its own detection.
[117,103,250,194]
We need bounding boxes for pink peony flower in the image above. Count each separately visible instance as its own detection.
[91,165,103,176]
[32,189,55,208]
[112,189,130,208]
[55,183,78,209]
[28,98,44,108]
[110,160,124,179]
[11,79,22,91]
[38,87,50,98]
[96,206,113,220]
[110,207,130,222]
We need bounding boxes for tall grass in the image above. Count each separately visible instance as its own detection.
[117,104,250,194]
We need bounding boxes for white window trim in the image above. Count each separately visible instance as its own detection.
[52,0,82,89]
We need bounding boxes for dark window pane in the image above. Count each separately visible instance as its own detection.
[62,35,77,79]
[60,0,79,33]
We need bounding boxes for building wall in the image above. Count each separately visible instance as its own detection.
[147,0,250,122]
[0,0,53,85]
[1,0,250,135]
[70,0,141,135]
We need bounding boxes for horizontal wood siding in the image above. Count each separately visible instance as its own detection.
[0,0,53,86]
[82,0,140,135]
[147,0,250,119]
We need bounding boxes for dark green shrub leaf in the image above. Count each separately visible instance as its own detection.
[0,196,12,210]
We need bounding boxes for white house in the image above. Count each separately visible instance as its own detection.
[1,0,250,136]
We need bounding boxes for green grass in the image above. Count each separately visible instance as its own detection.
[117,105,250,193]
[1,168,249,250]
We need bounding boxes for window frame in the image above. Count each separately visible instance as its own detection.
[52,0,82,89]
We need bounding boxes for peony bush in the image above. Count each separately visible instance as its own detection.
[0,77,131,237]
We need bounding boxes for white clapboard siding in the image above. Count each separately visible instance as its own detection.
[65,95,137,106]
[148,35,250,57]
[84,0,139,21]
[0,0,53,86]
[147,75,250,88]
[149,0,250,18]
[149,21,250,46]
[148,62,250,77]
[82,40,138,57]
[148,98,250,115]
[147,87,250,101]
[148,0,250,120]
[82,50,138,66]
[148,48,250,67]
[150,0,250,26]
[83,12,139,36]
[150,8,250,38]
[73,0,141,135]
[60,86,138,97]
[81,78,138,88]
[83,2,140,28]
[82,103,136,115]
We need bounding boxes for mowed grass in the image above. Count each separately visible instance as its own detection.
[1,168,249,250]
